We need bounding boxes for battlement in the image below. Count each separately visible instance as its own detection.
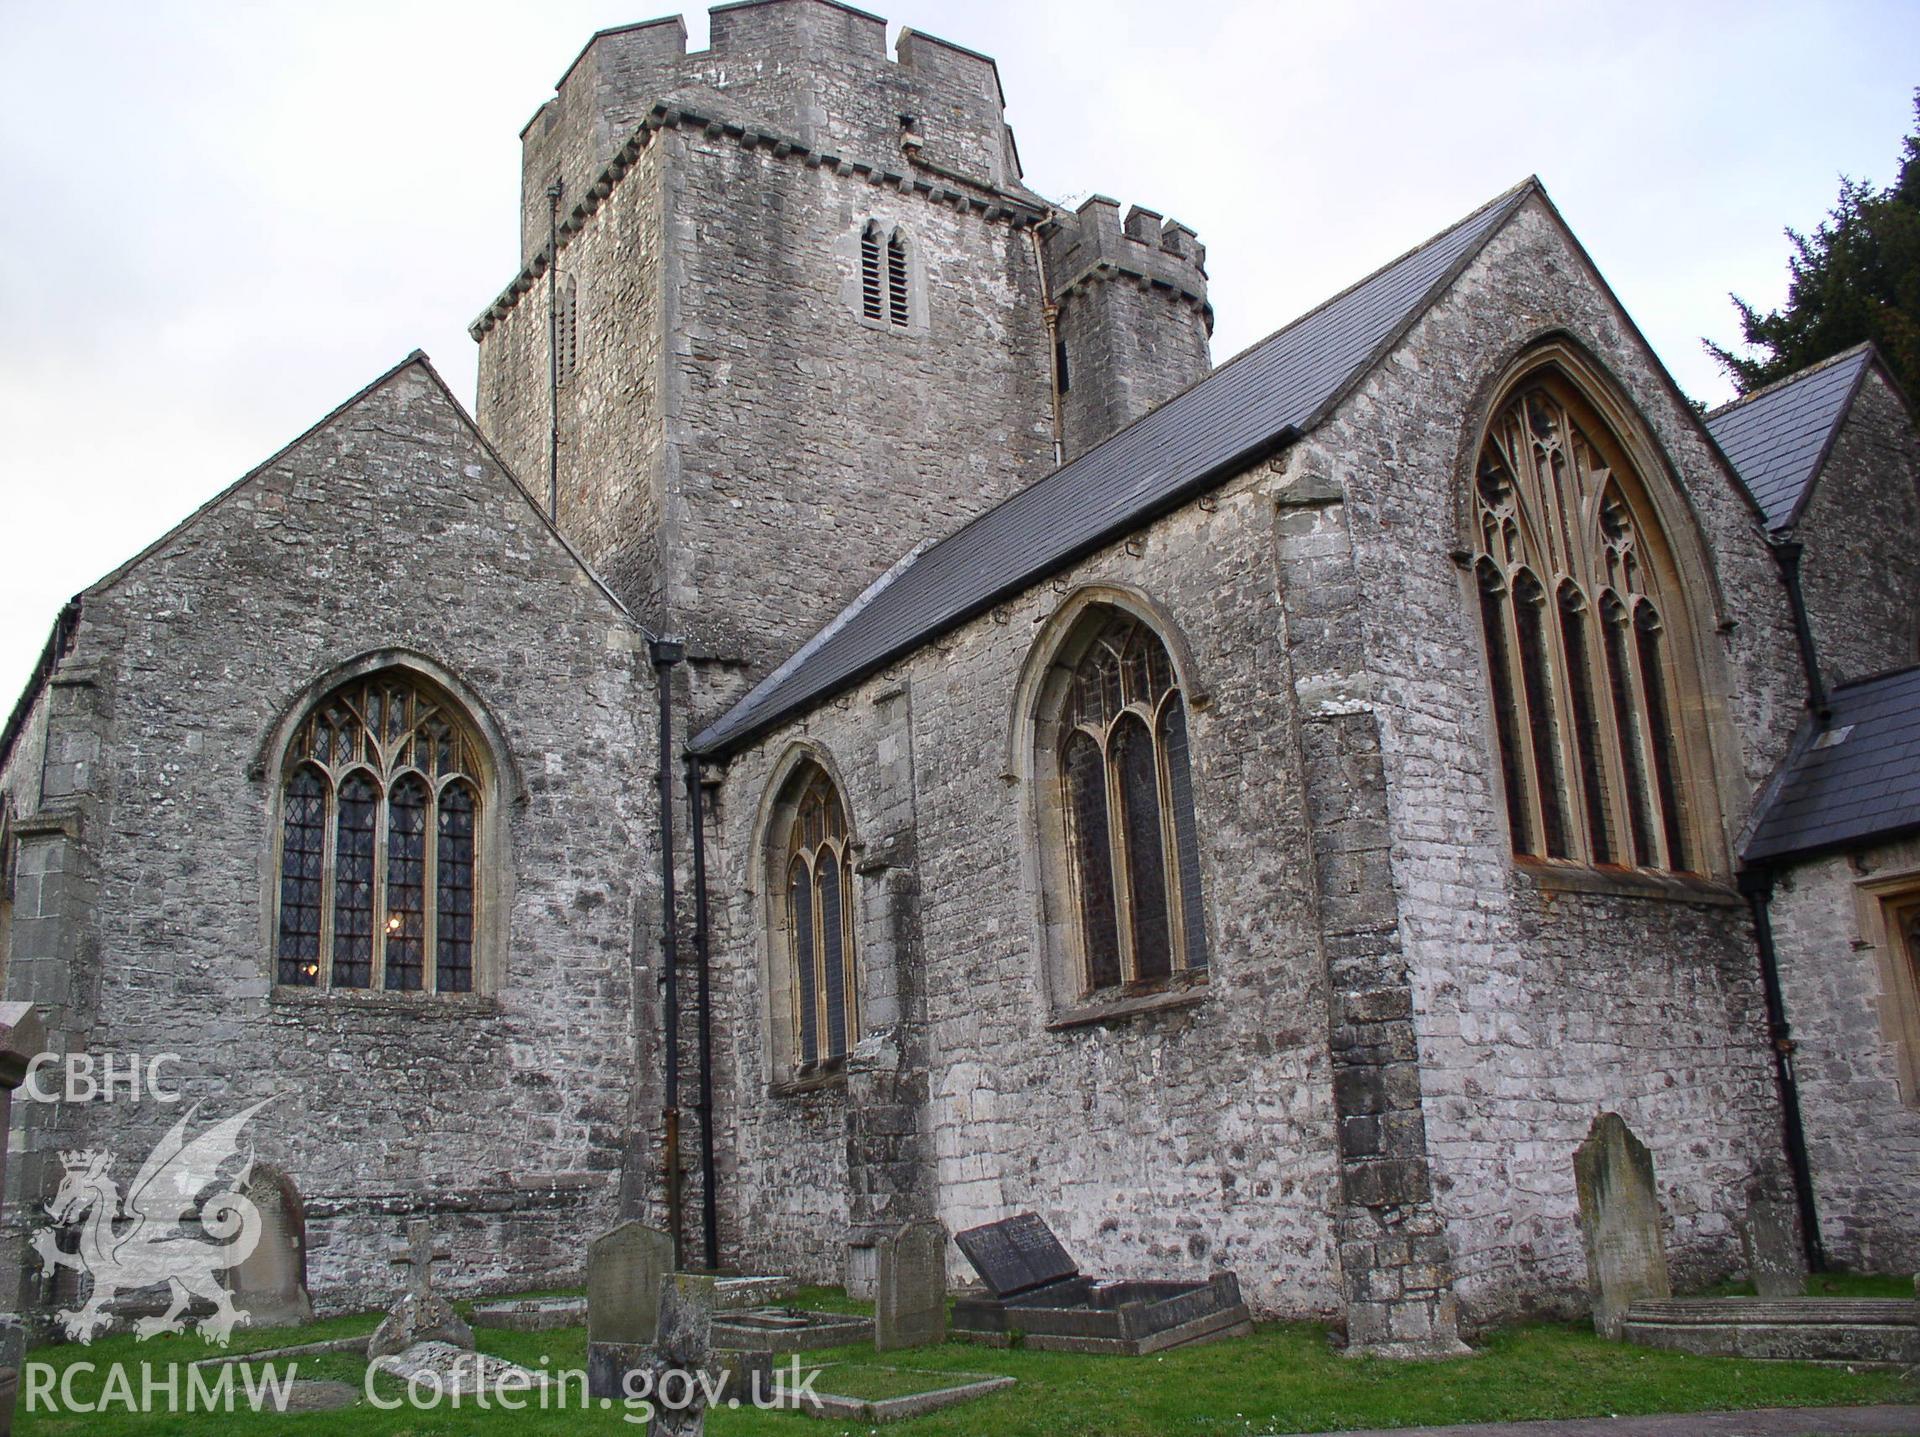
[1041,194,1210,314]
[517,1,1021,263]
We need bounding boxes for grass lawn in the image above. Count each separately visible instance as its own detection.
[13,1286,1914,1436]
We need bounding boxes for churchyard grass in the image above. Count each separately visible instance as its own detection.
[13,1287,1913,1435]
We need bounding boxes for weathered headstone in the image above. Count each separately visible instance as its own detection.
[586,1219,674,1399]
[224,1164,314,1327]
[1742,1187,1807,1299]
[366,1219,474,1359]
[644,1274,717,1437]
[953,1212,1078,1297]
[1573,1112,1670,1339]
[0,1002,44,1437]
[876,1220,947,1351]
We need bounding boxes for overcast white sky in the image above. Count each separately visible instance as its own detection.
[1,0,1915,711]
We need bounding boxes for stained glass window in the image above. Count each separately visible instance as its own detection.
[1053,609,1208,993]
[780,767,858,1071]
[272,670,488,993]
[1471,376,1707,873]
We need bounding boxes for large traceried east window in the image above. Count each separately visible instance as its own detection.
[1472,376,1706,874]
[274,671,487,993]
[779,766,859,1071]
[1053,610,1209,994]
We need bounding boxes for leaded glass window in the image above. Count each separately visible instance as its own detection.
[780,767,858,1070]
[1472,377,1701,872]
[273,670,489,993]
[1054,610,1208,993]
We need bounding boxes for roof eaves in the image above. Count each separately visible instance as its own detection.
[690,424,1302,759]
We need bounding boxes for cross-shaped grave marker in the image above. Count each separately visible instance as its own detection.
[387,1218,450,1299]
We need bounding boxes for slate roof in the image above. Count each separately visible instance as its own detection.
[1745,664,1920,864]
[692,178,1540,758]
[1704,344,1874,531]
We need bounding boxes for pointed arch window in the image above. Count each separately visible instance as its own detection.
[1472,377,1704,873]
[858,221,912,329]
[778,766,859,1070]
[1052,610,1209,993]
[273,670,489,993]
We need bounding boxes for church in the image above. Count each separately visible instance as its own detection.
[2,0,1916,1357]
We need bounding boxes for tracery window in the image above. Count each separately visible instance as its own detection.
[859,221,911,328]
[1472,377,1702,872]
[779,766,858,1069]
[1053,611,1208,993]
[274,670,486,993]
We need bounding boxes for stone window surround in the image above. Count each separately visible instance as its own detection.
[755,743,866,1095]
[253,650,520,1012]
[1855,865,1920,1108]
[1454,337,1744,896]
[841,217,929,335]
[1012,584,1216,1029]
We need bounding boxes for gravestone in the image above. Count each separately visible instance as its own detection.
[586,1219,674,1399]
[1742,1188,1807,1299]
[953,1212,1077,1297]
[1573,1112,1670,1339]
[644,1274,717,1437]
[224,1164,314,1328]
[366,1219,474,1359]
[876,1220,947,1351]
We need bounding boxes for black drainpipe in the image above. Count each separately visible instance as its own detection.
[651,637,686,1266]
[544,180,564,525]
[685,753,720,1272]
[1768,539,1828,719]
[1739,865,1826,1272]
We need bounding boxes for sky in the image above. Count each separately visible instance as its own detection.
[1,0,1915,712]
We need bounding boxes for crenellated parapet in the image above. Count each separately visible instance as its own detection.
[1040,194,1210,317]
[515,0,1026,264]
[1042,196,1213,459]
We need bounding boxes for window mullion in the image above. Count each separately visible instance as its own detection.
[371,779,390,991]
[1543,578,1592,865]
[1103,728,1136,983]
[1499,588,1550,854]
[1151,703,1185,973]
[424,780,440,996]
[319,773,338,988]
[1622,618,1672,870]
[1589,602,1637,865]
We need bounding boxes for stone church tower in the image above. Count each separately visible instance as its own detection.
[469,1,1212,686]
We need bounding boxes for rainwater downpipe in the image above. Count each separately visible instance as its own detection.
[545,180,564,524]
[651,637,686,1266]
[685,752,721,1272]
[1028,221,1065,468]
[1740,865,1827,1273]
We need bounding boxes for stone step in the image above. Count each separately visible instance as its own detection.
[1621,1298,1920,1366]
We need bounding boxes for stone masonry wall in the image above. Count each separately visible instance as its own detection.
[517,2,1020,264]
[661,123,1054,676]
[1793,365,1920,687]
[2,360,659,1316]
[478,138,671,623]
[1310,195,1805,1324]
[704,459,1345,1317]
[1765,837,1920,1274]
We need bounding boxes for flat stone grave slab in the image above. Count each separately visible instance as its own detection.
[371,1340,552,1400]
[951,1213,1253,1355]
[716,1275,797,1310]
[471,1295,587,1331]
[710,1306,875,1353]
[774,1362,1014,1423]
[1620,1297,1920,1366]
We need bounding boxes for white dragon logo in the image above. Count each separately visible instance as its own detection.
[33,1097,272,1344]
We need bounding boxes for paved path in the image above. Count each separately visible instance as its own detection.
[1287,1406,1920,1437]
